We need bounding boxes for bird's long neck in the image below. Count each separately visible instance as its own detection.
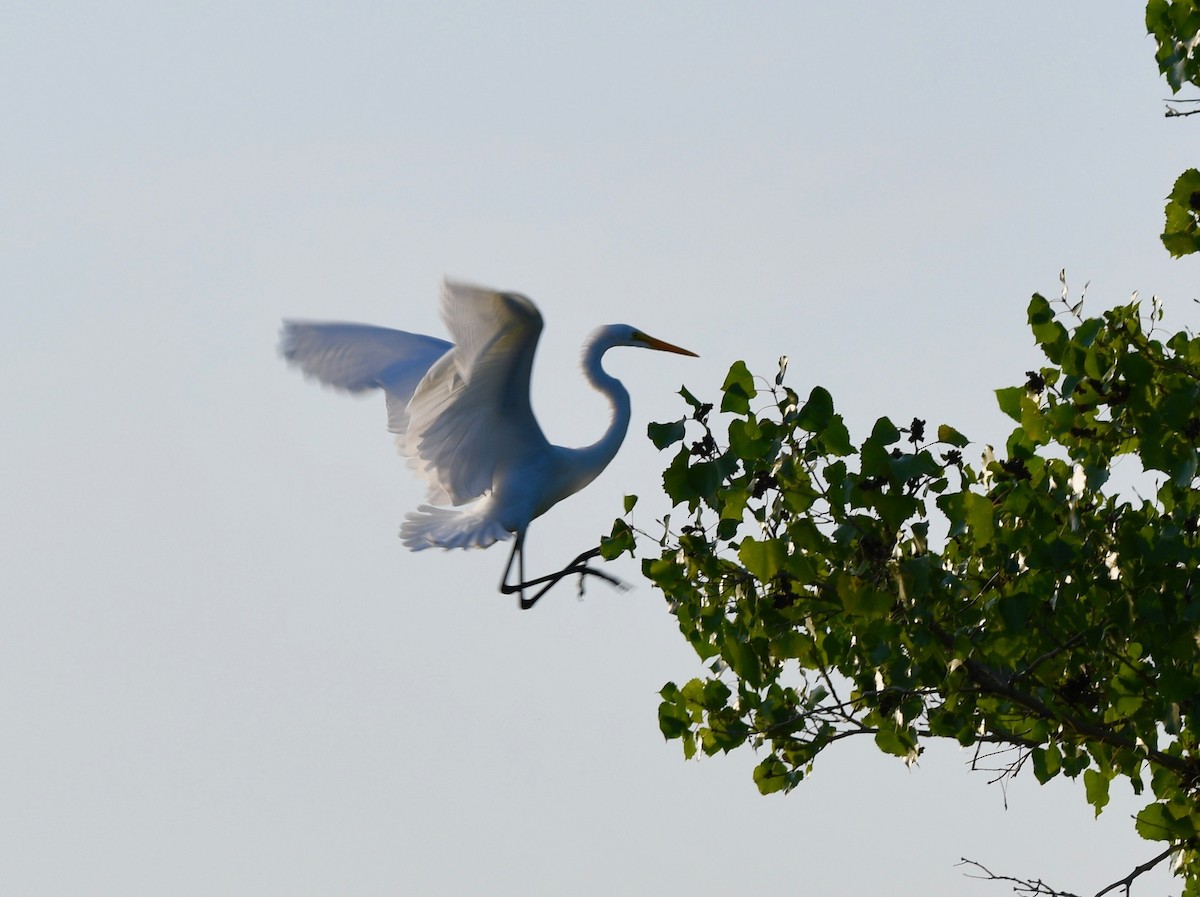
[562,332,631,493]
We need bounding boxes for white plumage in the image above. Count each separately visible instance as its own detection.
[280,279,696,607]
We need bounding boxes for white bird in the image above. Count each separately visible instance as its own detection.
[280,280,697,609]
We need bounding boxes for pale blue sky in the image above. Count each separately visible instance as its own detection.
[2,3,1195,895]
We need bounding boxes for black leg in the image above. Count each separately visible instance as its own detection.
[499,536,627,610]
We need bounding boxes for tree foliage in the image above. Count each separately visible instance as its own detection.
[1163,168,1200,259]
[605,284,1200,893]
[1148,0,1200,256]
[598,8,1200,892]
[1149,0,1200,95]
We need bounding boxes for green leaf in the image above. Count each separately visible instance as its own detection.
[1173,449,1197,487]
[1028,293,1069,359]
[1163,169,1200,257]
[648,420,686,450]
[688,453,736,506]
[729,417,771,460]
[998,592,1035,633]
[995,386,1023,422]
[1084,768,1111,817]
[1075,318,1104,348]
[662,447,697,507]
[873,726,916,759]
[739,536,787,581]
[717,485,750,522]
[937,424,970,447]
[700,678,731,711]
[721,634,763,687]
[1027,292,1054,325]
[837,575,894,619]
[680,733,697,760]
[678,385,703,409]
[1135,801,1196,841]
[1019,394,1048,445]
[797,386,834,432]
[657,683,693,740]
[890,451,941,484]
[870,416,901,445]
[600,518,635,560]
[822,414,854,455]
[623,494,638,514]
[867,490,921,532]
[721,361,756,414]
[753,756,791,795]
[962,492,995,545]
[1031,745,1061,784]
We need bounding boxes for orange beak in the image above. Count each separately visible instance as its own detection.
[635,331,699,357]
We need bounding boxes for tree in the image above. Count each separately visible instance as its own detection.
[605,285,1200,894]
[600,6,1200,894]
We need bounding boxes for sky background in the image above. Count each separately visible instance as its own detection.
[3,3,1197,895]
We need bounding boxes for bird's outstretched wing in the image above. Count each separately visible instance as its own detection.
[279,321,451,435]
[404,280,546,506]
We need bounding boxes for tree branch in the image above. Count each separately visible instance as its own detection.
[1092,845,1180,897]
[959,845,1180,897]
[1010,632,1087,685]
[960,655,1186,776]
[925,620,1187,777]
[958,858,1080,897]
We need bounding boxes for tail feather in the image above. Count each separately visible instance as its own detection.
[400,504,512,551]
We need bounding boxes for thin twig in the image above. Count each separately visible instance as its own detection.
[1011,632,1087,684]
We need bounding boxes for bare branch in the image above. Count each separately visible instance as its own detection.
[959,845,1181,897]
[967,743,1030,808]
[958,858,1081,897]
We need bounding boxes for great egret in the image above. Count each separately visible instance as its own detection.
[280,280,697,609]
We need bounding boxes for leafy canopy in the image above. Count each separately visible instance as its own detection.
[605,284,1200,893]
[1148,0,1200,256]
[1149,0,1200,94]
[597,7,1200,892]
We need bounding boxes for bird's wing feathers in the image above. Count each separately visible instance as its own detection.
[280,321,451,435]
[404,282,546,505]
[283,284,547,510]
[436,280,542,379]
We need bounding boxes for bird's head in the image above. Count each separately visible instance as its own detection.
[605,324,698,357]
